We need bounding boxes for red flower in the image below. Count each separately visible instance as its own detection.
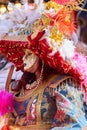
[55,109,66,122]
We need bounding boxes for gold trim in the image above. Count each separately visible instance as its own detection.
[14,74,59,102]
[9,124,51,130]
[5,65,14,91]
[26,92,39,118]
[27,39,30,48]
[36,88,44,123]
[49,76,73,88]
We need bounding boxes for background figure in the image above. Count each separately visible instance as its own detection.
[76,1,87,55]
[77,1,87,44]
[77,1,87,121]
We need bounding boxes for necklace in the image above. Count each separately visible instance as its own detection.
[25,62,44,90]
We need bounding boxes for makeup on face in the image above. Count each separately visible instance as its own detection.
[23,50,38,71]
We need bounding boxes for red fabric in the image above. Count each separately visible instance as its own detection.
[27,31,82,84]
[52,0,70,5]
[0,30,83,84]
[1,125,9,130]
[0,32,45,71]
[0,40,28,71]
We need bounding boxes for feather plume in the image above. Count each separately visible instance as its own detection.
[0,91,13,116]
[59,39,75,59]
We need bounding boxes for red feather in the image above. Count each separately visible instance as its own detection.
[52,0,70,5]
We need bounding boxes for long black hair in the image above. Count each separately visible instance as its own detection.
[44,0,50,2]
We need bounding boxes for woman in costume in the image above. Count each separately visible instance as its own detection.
[0,0,87,130]
[10,48,87,130]
[8,38,87,129]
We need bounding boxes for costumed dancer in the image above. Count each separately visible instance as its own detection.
[0,0,87,130]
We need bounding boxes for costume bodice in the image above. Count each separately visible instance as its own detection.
[8,73,87,130]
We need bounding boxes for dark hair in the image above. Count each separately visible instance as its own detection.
[28,0,34,3]
[10,0,16,3]
[82,28,87,43]
[28,0,50,3]
[44,0,50,2]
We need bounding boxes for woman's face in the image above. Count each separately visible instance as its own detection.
[23,50,39,73]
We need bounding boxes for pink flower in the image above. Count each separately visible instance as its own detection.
[73,53,87,86]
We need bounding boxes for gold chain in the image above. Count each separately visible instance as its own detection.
[36,62,44,88]
[24,62,44,91]
[78,0,84,5]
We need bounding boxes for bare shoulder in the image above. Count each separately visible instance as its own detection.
[82,126,87,130]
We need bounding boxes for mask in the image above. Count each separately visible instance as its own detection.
[23,49,37,71]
